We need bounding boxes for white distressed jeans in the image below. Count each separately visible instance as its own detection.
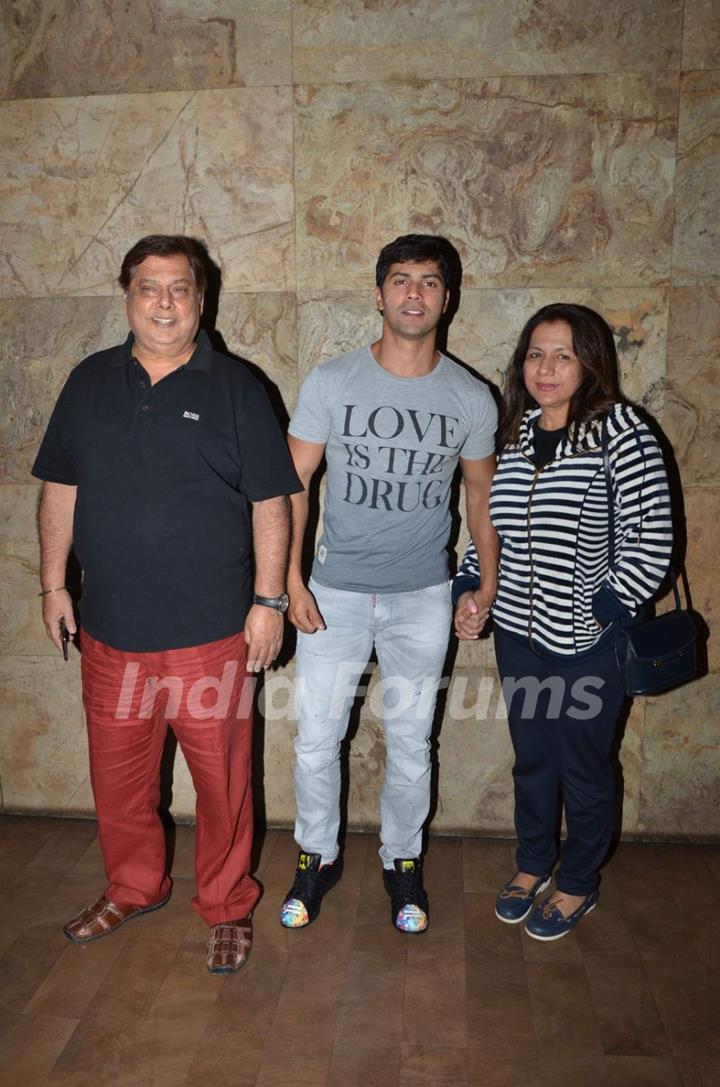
[293,577,452,868]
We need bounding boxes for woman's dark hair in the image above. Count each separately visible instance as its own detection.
[375,234,451,290]
[502,302,621,446]
[118,234,208,294]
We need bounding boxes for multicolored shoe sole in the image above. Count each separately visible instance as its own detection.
[280,898,310,928]
[394,904,428,933]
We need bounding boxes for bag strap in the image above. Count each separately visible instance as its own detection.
[601,415,683,613]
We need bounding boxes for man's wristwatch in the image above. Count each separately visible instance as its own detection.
[253,593,289,613]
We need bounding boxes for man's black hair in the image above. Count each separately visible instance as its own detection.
[118,234,208,294]
[375,234,451,289]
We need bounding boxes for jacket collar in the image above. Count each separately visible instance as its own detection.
[516,407,604,460]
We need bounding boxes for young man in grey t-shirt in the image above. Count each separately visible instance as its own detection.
[281,234,498,933]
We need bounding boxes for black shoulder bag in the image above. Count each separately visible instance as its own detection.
[601,419,698,697]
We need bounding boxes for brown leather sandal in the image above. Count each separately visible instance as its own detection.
[63,890,172,943]
[206,917,253,974]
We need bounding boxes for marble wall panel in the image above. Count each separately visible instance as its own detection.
[0,655,91,813]
[1,92,190,298]
[637,675,720,838]
[0,484,47,659]
[217,293,298,419]
[294,74,677,292]
[0,298,126,483]
[679,488,720,674]
[296,291,381,383]
[258,716,297,827]
[672,72,720,286]
[616,701,646,837]
[293,0,681,84]
[681,0,720,70]
[0,88,294,299]
[251,662,299,827]
[663,287,720,486]
[0,0,291,99]
[430,668,516,833]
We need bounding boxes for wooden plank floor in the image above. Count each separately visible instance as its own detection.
[0,816,718,1087]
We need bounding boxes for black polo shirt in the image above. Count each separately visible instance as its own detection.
[32,330,301,652]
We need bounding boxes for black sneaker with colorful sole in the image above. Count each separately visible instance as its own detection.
[280,851,343,928]
[383,858,429,934]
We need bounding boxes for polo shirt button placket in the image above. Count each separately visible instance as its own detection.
[129,390,151,439]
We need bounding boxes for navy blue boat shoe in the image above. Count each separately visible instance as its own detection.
[525,889,599,941]
[494,873,552,924]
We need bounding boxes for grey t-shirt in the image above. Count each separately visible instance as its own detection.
[289,345,497,593]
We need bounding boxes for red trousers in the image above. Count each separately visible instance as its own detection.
[80,630,258,924]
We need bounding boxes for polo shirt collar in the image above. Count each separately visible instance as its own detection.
[110,328,213,372]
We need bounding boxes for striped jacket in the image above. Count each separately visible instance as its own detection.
[454,403,673,657]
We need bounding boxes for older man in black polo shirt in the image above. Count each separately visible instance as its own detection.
[32,234,300,974]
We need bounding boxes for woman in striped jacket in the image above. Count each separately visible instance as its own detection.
[453,303,673,941]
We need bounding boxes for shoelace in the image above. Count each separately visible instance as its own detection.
[542,900,561,920]
[500,885,535,900]
[541,897,586,921]
[391,868,424,902]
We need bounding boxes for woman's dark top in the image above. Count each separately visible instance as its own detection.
[531,419,567,469]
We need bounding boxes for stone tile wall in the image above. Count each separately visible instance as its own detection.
[1,0,718,838]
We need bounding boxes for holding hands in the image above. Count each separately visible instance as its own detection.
[454,587,494,640]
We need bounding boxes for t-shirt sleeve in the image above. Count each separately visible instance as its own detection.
[31,371,80,485]
[234,375,302,502]
[287,364,331,444]
[459,383,498,460]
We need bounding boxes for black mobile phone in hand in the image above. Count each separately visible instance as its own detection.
[59,617,69,661]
